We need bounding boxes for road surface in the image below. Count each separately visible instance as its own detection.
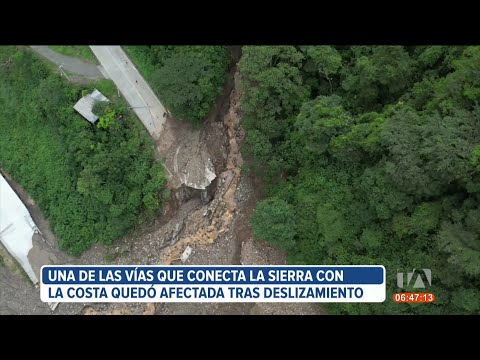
[30,46,105,80]
[90,46,166,139]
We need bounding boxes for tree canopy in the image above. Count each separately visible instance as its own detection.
[240,45,480,314]
[125,46,230,124]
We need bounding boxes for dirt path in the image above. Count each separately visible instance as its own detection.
[30,46,105,80]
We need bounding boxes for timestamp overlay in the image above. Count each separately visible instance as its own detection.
[393,269,435,304]
[392,292,435,303]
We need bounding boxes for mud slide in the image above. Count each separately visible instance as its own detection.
[157,71,244,265]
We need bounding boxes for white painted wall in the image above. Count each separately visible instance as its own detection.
[0,175,39,284]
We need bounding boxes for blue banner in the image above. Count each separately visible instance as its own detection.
[41,265,384,285]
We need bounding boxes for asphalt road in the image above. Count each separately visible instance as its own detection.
[90,46,166,139]
[30,46,105,80]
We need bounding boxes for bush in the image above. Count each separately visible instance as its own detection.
[250,198,297,251]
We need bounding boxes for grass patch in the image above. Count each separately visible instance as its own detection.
[123,46,157,80]
[0,242,26,278]
[90,79,117,98]
[49,46,96,63]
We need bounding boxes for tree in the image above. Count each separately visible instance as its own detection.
[239,46,309,139]
[239,44,480,315]
[329,111,386,164]
[342,46,414,111]
[302,46,342,92]
[241,129,274,176]
[379,106,480,197]
[428,46,480,113]
[153,54,211,123]
[294,95,352,155]
[451,288,480,313]
[129,46,230,125]
[250,198,297,251]
[438,219,480,277]
[91,101,109,116]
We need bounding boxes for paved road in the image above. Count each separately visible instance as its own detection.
[90,46,166,139]
[30,46,105,80]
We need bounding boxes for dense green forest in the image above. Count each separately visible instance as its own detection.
[125,46,230,124]
[241,46,480,314]
[0,47,168,255]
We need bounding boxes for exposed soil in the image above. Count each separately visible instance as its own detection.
[81,303,155,315]
[0,266,48,315]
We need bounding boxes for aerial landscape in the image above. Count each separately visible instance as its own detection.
[1,45,479,315]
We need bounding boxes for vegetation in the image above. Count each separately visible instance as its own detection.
[125,46,230,124]
[251,198,297,251]
[0,243,25,277]
[0,47,168,256]
[241,45,480,314]
[91,100,123,129]
[49,46,97,63]
[91,79,117,98]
